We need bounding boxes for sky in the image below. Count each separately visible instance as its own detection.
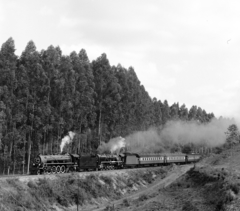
[0,0,239,119]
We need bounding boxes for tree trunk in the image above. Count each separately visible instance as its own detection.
[27,134,31,175]
[27,102,34,174]
[22,134,26,174]
[9,142,12,160]
[50,133,53,155]
[43,131,46,155]
[78,119,82,154]
[3,146,5,175]
[13,160,15,175]
[98,108,102,146]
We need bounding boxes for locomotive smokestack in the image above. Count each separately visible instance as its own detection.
[60,131,76,152]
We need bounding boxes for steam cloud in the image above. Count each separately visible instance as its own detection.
[97,136,126,154]
[60,131,76,152]
[124,118,236,153]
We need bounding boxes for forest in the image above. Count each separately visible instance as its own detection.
[0,37,216,175]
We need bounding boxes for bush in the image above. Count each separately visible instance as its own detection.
[127,178,134,188]
[224,190,235,203]
[104,204,115,211]
[56,194,69,207]
[100,175,112,186]
[6,178,19,186]
[182,201,199,211]
[138,194,148,201]
[142,172,154,184]
[229,183,239,195]
[122,199,130,207]
[27,180,36,189]
[214,147,223,154]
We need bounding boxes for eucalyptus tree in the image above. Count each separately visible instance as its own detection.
[136,84,153,130]
[92,53,121,144]
[41,46,62,153]
[161,100,171,124]
[18,40,47,173]
[70,50,95,152]
[124,67,142,132]
[179,104,188,121]
[225,124,240,146]
[170,103,179,120]
[112,64,131,136]
[188,105,198,121]
[0,38,19,173]
[152,98,163,127]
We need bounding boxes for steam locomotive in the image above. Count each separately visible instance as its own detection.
[31,152,200,175]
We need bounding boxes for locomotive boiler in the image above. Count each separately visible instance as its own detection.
[32,154,79,175]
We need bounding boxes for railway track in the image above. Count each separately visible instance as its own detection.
[0,163,194,183]
[0,165,171,181]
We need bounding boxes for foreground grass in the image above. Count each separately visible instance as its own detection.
[0,166,170,211]
[167,166,240,211]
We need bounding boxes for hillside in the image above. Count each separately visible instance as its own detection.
[1,145,240,211]
[0,165,183,211]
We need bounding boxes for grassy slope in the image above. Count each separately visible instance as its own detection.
[0,166,171,211]
[2,145,240,211]
[117,145,240,211]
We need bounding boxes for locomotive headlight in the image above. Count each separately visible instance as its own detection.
[35,157,41,164]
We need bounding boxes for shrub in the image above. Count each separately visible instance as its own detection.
[127,178,134,188]
[100,175,112,186]
[122,198,130,207]
[56,194,69,207]
[229,183,239,195]
[27,180,36,189]
[142,172,154,184]
[224,190,235,203]
[104,204,115,211]
[6,178,19,186]
[138,194,148,201]
[182,201,199,211]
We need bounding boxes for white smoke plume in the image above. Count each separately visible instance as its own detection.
[60,131,76,152]
[97,136,126,154]
[125,118,236,153]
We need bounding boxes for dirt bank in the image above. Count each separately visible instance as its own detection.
[0,165,183,211]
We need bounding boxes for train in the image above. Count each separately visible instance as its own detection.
[31,152,201,175]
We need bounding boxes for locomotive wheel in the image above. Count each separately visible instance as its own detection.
[56,166,61,174]
[51,166,56,174]
[43,167,48,174]
[60,165,65,173]
[47,167,52,174]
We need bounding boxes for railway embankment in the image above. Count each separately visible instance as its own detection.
[160,166,240,211]
[0,165,174,211]
[140,145,240,211]
[2,143,240,211]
